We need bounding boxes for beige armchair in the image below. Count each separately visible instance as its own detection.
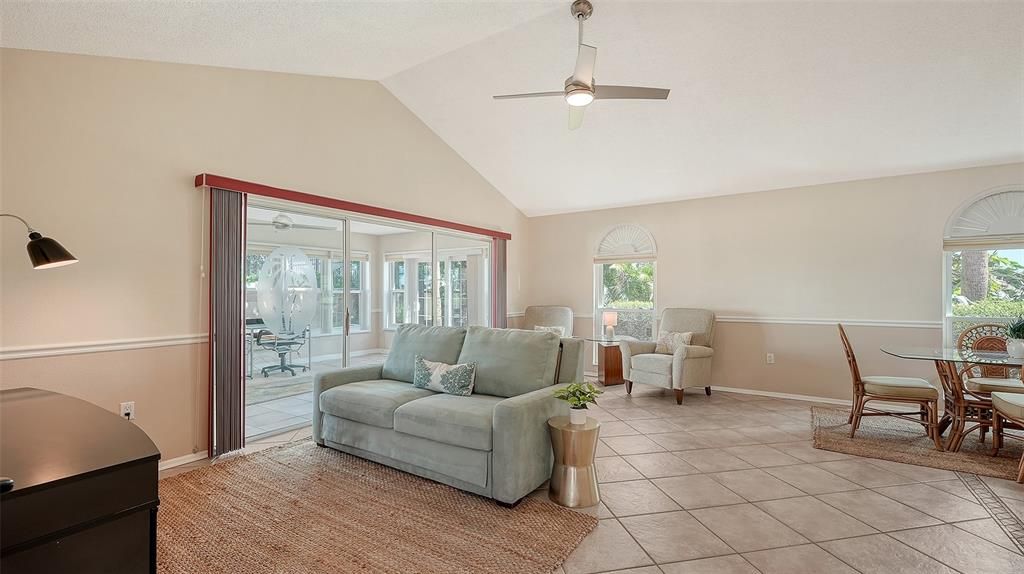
[522,305,574,337]
[620,308,716,404]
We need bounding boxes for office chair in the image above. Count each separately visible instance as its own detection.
[255,327,309,377]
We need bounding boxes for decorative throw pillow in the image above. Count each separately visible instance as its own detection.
[534,325,566,337]
[413,354,477,396]
[655,331,693,355]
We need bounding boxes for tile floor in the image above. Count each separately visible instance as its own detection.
[161,382,1024,574]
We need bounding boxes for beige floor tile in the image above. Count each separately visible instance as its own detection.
[890,524,1024,573]
[563,519,655,574]
[815,459,918,488]
[602,567,663,574]
[659,555,758,574]
[600,480,682,516]
[599,398,638,410]
[652,475,745,509]
[689,503,809,552]
[707,469,805,502]
[819,533,957,573]
[755,496,876,541]
[771,441,853,463]
[864,458,957,482]
[762,464,861,495]
[596,440,617,458]
[604,435,668,455]
[732,426,806,444]
[874,483,989,522]
[674,449,753,473]
[928,478,981,502]
[624,452,700,478]
[816,490,942,532]
[601,421,643,437]
[720,445,803,468]
[597,457,646,483]
[669,416,726,431]
[742,544,858,574]
[627,418,683,434]
[1004,496,1024,522]
[981,475,1024,502]
[953,518,1022,554]
[620,511,733,563]
[614,408,660,421]
[586,408,621,423]
[648,431,711,451]
[686,429,760,448]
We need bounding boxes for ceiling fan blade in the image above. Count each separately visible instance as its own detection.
[568,106,585,130]
[493,91,563,100]
[572,44,597,86]
[594,85,670,100]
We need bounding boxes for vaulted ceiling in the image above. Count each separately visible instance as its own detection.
[4,1,1023,216]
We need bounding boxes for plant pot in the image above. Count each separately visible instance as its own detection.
[569,408,587,425]
[1008,338,1024,359]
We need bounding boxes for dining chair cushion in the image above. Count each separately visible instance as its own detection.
[862,376,937,399]
[992,392,1024,420]
[966,377,1024,395]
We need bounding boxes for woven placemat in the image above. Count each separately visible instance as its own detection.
[158,442,596,573]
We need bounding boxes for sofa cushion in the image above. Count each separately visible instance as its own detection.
[394,394,503,451]
[632,353,673,376]
[319,380,435,428]
[457,327,560,398]
[382,324,467,383]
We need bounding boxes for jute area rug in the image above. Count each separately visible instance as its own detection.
[158,443,597,574]
[812,407,1024,481]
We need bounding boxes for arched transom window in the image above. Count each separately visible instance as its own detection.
[594,225,657,343]
[943,188,1024,345]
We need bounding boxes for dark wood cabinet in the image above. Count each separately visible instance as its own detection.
[596,342,624,386]
[1,388,161,574]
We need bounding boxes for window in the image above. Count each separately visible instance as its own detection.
[943,189,1024,345]
[417,261,433,326]
[594,225,657,345]
[333,256,368,332]
[387,260,407,328]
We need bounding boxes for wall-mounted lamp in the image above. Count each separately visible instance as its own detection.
[602,310,618,339]
[1,214,78,269]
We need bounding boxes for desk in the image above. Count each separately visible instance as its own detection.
[0,388,160,573]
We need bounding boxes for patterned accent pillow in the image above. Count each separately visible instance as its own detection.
[534,325,566,337]
[655,331,693,355]
[412,354,477,396]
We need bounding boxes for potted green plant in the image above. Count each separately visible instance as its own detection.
[1007,317,1024,359]
[554,383,603,424]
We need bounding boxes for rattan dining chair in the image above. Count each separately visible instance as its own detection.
[990,392,1024,483]
[838,324,943,450]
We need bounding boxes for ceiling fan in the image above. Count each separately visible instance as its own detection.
[248,213,337,232]
[493,0,670,130]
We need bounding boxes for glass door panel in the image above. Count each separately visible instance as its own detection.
[436,233,491,327]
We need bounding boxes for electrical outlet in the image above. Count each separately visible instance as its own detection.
[766,353,776,364]
[120,401,136,421]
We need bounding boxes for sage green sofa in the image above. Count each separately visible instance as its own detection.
[313,324,584,504]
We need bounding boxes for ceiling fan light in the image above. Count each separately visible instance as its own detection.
[565,89,594,107]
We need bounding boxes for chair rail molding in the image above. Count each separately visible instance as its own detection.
[546,312,941,329]
[0,334,209,361]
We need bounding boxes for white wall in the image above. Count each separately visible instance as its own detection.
[0,48,526,460]
[524,162,1024,399]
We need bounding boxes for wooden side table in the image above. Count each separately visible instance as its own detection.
[588,338,624,385]
[547,416,600,508]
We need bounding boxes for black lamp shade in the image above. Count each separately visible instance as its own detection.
[27,232,78,269]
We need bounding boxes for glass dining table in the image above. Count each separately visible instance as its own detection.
[881,346,1023,451]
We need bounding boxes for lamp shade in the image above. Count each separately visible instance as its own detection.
[27,232,78,269]
[602,311,619,327]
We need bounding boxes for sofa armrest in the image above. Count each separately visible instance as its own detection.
[312,364,383,445]
[491,383,570,504]
[620,340,657,380]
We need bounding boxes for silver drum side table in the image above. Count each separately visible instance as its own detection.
[547,416,600,507]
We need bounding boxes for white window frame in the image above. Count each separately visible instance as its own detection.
[385,258,408,330]
[593,260,657,353]
[334,252,369,334]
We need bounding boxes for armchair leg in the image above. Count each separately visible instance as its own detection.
[674,389,683,405]
[624,380,633,395]
[704,386,711,396]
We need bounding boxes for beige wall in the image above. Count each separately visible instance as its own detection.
[524,162,1024,399]
[0,49,526,461]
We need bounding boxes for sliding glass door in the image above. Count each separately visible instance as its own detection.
[436,233,491,327]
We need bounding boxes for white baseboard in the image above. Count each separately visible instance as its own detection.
[351,348,387,357]
[159,450,208,471]
[710,386,851,405]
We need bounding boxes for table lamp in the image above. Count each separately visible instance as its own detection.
[1,213,78,269]
[603,311,618,339]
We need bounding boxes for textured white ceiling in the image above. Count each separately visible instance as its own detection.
[4,1,1023,216]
